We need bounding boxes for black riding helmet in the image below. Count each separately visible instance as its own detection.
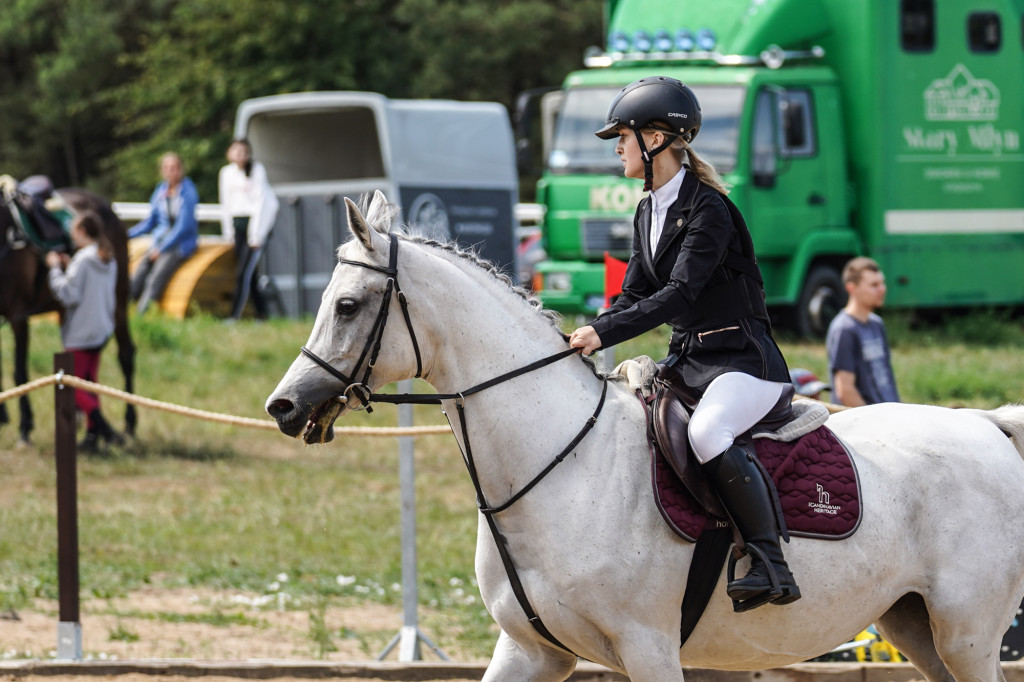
[595,77,702,190]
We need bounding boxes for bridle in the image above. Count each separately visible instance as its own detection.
[298,234,607,655]
[300,233,422,413]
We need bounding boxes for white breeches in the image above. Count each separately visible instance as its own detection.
[687,372,787,464]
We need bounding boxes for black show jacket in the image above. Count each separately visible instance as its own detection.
[590,170,789,392]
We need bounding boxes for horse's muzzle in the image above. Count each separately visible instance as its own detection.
[265,397,307,438]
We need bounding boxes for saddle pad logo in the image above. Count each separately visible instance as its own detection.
[809,483,841,515]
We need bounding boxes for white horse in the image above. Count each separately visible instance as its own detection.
[266,191,1024,681]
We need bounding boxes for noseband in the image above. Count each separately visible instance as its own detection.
[300,233,422,412]
[297,232,606,656]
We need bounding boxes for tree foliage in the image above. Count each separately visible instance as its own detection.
[0,0,602,201]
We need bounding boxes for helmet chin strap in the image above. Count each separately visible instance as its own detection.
[633,129,677,192]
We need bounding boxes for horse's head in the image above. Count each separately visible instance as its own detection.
[266,191,424,443]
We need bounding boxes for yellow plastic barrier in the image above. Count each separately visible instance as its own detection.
[128,235,236,318]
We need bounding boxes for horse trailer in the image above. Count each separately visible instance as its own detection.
[233,91,521,317]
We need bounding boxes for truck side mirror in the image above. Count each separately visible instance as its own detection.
[514,86,560,178]
[752,90,780,188]
[516,138,534,177]
[753,170,777,188]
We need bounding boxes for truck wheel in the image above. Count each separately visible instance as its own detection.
[796,266,845,338]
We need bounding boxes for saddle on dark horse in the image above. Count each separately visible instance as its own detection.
[1,174,74,252]
[617,357,862,641]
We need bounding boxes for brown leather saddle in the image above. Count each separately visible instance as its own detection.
[650,362,795,525]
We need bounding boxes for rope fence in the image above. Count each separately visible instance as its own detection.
[0,373,452,437]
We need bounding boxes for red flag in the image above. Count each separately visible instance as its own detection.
[603,252,628,309]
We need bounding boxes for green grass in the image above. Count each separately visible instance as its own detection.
[1,309,1022,658]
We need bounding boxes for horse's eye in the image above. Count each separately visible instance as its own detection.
[336,299,358,316]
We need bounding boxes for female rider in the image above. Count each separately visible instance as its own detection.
[568,76,800,609]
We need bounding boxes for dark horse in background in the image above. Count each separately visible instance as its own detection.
[0,181,136,445]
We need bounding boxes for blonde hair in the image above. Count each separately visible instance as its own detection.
[647,126,731,195]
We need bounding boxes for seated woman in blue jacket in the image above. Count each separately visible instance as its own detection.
[128,152,199,314]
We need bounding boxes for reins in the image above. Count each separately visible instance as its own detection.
[299,234,607,655]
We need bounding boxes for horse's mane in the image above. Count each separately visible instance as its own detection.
[351,192,563,331]
[402,231,563,328]
[350,193,603,374]
[400,232,602,377]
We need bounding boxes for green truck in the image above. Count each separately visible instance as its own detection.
[523,0,1024,336]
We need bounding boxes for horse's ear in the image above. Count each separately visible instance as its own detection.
[369,190,388,227]
[345,197,384,252]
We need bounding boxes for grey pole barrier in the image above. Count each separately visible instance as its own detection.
[54,352,83,660]
[377,379,448,662]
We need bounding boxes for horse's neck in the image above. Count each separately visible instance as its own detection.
[413,256,606,502]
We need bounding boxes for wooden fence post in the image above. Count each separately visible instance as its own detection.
[54,352,82,660]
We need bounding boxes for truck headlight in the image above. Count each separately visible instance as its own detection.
[545,273,572,292]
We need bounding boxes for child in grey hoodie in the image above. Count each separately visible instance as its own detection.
[46,210,122,451]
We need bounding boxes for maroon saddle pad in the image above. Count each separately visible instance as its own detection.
[652,425,862,543]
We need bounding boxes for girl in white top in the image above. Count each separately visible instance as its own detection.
[219,138,279,320]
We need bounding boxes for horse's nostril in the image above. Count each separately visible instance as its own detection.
[267,398,295,420]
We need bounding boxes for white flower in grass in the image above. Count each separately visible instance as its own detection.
[276,572,289,583]
[268,581,281,592]
[355,585,370,594]
[449,577,463,587]
[391,583,401,592]
[336,575,356,587]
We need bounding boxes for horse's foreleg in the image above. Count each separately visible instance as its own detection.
[616,630,686,682]
[481,630,576,682]
[113,319,136,436]
[0,328,7,428]
[12,319,33,445]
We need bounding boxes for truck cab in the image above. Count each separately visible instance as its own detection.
[526,0,1024,336]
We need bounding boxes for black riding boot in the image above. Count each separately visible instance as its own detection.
[701,444,801,609]
[89,409,125,446]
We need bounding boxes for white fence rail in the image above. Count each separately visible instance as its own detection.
[112,202,545,237]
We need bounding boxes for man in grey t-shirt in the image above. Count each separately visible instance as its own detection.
[826,257,900,406]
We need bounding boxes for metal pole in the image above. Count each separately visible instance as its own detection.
[53,353,82,660]
[396,384,421,662]
[377,379,448,662]
[290,196,303,318]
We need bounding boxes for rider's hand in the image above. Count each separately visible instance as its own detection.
[569,326,602,355]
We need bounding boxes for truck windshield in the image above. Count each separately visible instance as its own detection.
[548,85,744,175]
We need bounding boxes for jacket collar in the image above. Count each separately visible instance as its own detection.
[644,168,701,269]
